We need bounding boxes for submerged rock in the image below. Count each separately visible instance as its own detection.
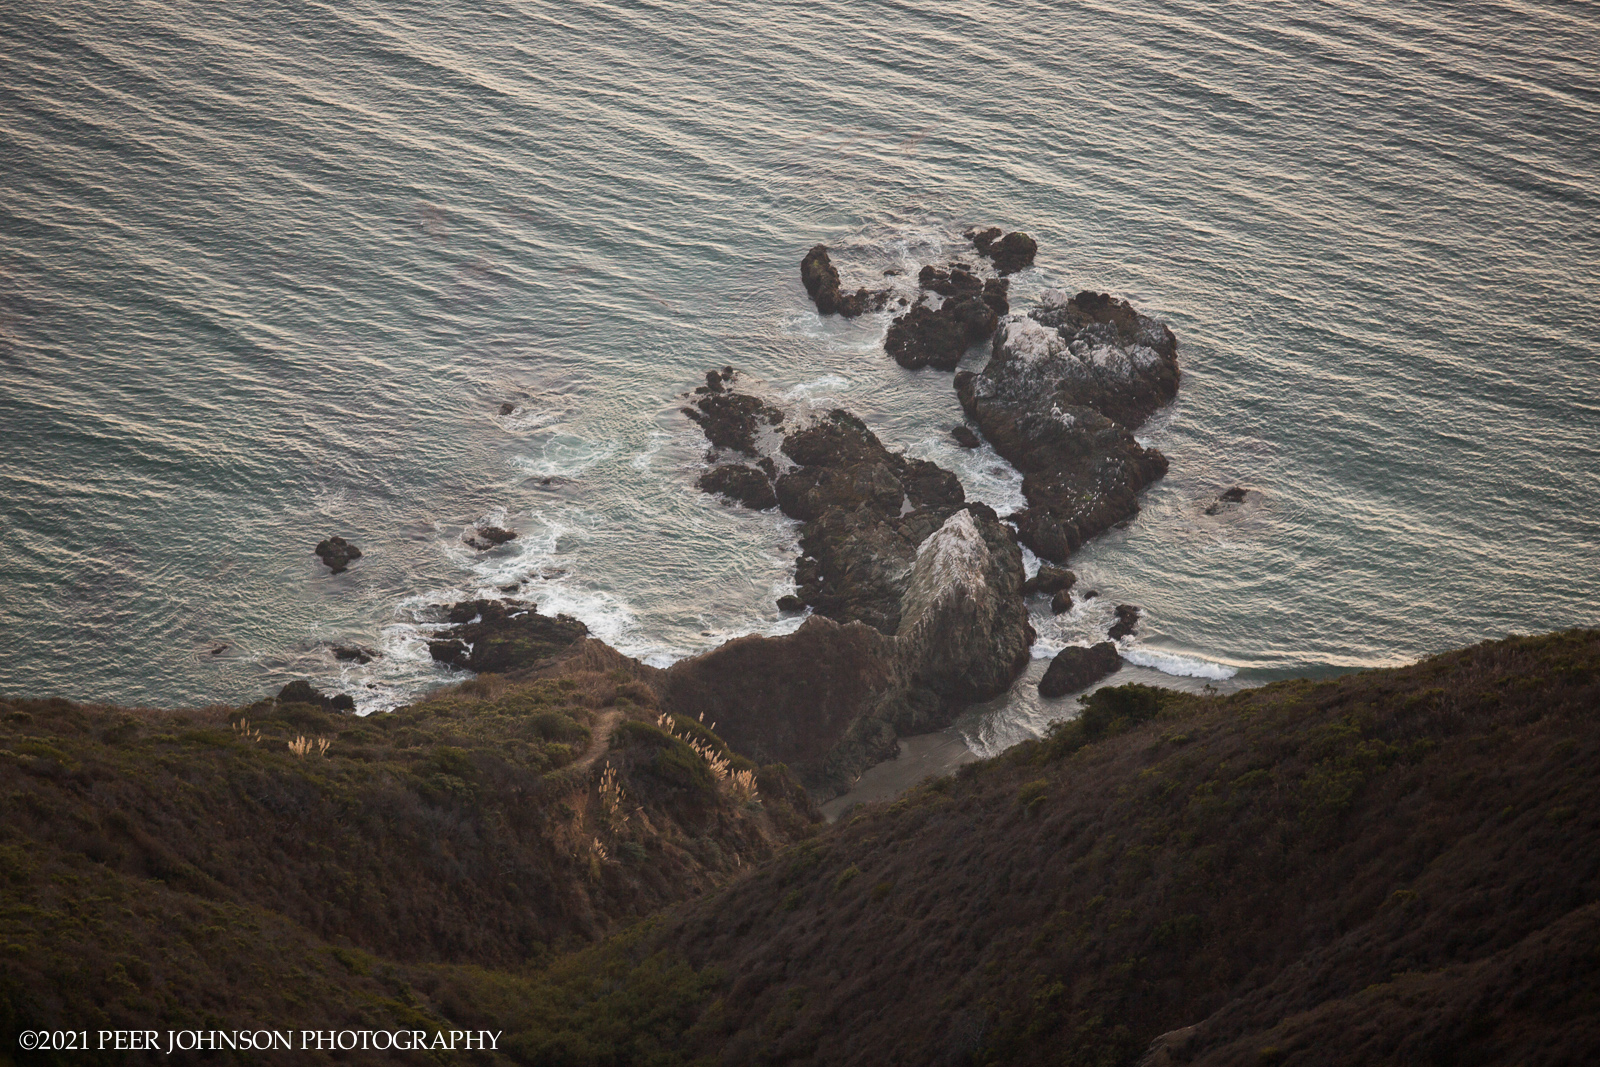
[699,464,778,510]
[1038,642,1122,699]
[331,645,378,665]
[427,599,589,674]
[955,289,1180,563]
[1205,485,1250,514]
[314,536,362,574]
[464,526,517,550]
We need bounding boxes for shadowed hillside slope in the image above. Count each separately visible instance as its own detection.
[2,630,1596,1065]
[477,629,1599,1066]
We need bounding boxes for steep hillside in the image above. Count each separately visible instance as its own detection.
[477,629,1600,1065]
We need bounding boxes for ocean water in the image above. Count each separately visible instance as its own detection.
[2,0,1596,743]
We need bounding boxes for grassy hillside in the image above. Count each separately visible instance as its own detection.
[3,630,1597,1065]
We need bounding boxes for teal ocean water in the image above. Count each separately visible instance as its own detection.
[2,0,1597,743]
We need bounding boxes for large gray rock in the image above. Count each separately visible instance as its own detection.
[955,289,1180,563]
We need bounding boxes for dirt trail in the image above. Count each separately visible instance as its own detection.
[574,708,625,771]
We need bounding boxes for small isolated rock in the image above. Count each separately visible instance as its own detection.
[1109,604,1141,640]
[776,594,807,614]
[1083,589,1100,601]
[464,526,518,550]
[952,425,981,449]
[1050,589,1074,615]
[1204,486,1250,515]
[332,645,378,665]
[314,536,362,574]
[699,464,778,510]
[498,401,516,416]
[1038,642,1122,699]
[277,679,356,712]
[1023,566,1076,597]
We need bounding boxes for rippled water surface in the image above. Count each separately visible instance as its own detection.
[3,0,1597,740]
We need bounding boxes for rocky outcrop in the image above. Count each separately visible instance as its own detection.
[1109,604,1141,640]
[967,227,1038,274]
[951,425,980,448]
[314,536,362,574]
[660,616,904,790]
[777,409,966,633]
[1205,486,1249,515]
[884,265,1009,371]
[894,507,1033,713]
[698,464,778,510]
[682,371,784,456]
[1038,641,1122,699]
[800,245,885,318]
[1022,565,1076,598]
[427,599,589,674]
[331,645,377,665]
[661,504,1032,795]
[277,679,356,712]
[955,288,1180,563]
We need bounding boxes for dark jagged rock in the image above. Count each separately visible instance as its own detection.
[1023,565,1076,597]
[885,297,1000,371]
[698,464,777,510]
[951,424,981,448]
[1205,485,1250,515]
[1110,604,1141,641]
[968,227,1038,274]
[955,289,1180,563]
[682,383,784,456]
[277,679,355,713]
[800,245,885,318]
[776,594,806,614]
[464,526,517,550]
[498,401,515,415]
[314,536,362,574]
[1051,589,1074,615]
[332,645,378,665]
[776,409,966,633]
[1038,641,1122,698]
[427,599,589,674]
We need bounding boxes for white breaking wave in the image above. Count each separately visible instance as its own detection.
[1119,645,1238,680]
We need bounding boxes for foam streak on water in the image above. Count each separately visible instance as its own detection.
[0,0,1595,728]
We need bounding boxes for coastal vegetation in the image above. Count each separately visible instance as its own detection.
[3,629,1596,1063]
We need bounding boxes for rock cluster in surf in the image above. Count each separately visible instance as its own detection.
[416,227,1183,797]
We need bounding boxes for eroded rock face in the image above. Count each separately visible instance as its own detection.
[955,290,1180,562]
[1038,641,1122,699]
[895,508,1033,713]
[884,264,1010,371]
[427,599,589,674]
